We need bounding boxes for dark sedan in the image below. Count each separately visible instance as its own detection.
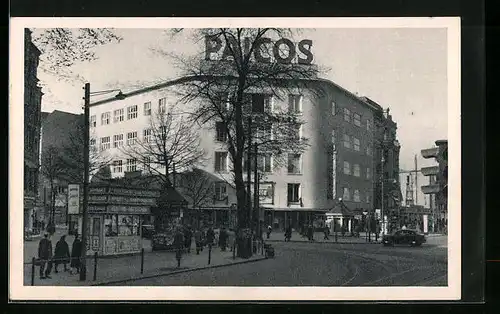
[382,229,426,247]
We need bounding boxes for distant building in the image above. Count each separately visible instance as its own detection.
[24,29,43,233]
[39,110,84,225]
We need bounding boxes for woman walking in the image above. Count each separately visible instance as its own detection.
[54,235,70,273]
[70,234,82,274]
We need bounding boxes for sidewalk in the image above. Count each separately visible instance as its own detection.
[24,243,267,286]
[264,231,382,244]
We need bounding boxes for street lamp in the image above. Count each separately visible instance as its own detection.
[80,83,125,281]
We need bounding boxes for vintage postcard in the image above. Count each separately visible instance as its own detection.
[9,17,461,301]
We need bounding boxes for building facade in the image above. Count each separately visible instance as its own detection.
[88,76,398,231]
[24,29,43,234]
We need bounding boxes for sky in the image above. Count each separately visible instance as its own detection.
[35,27,449,207]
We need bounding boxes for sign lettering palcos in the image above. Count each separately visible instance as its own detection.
[205,35,314,65]
[67,184,80,214]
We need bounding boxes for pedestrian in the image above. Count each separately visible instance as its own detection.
[266,225,272,239]
[206,227,215,249]
[184,226,192,253]
[46,221,56,236]
[323,225,329,240]
[307,224,314,242]
[37,233,53,279]
[285,225,292,242]
[173,227,184,267]
[194,228,203,254]
[70,234,82,274]
[54,235,70,273]
[219,227,228,251]
[227,228,236,252]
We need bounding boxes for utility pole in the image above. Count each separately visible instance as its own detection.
[80,83,90,281]
[253,144,259,240]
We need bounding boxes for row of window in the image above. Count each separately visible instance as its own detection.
[215,122,301,142]
[90,98,169,127]
[95,127,171,151]
[214,152,303,175]
[332,102,372,131]
[342,187,372,203]
[342,161,372,179]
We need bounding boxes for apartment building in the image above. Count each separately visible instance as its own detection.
[89,76,398,231]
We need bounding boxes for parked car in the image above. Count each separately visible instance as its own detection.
[141,224,155,239]
[382,229,426,247]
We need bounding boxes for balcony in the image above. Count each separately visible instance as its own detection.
[421,147,439,159]
[421,166,439,176]
[421,184,440,194]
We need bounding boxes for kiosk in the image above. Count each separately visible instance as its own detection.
[79,183,160,256]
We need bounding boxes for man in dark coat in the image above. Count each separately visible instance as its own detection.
[206,227,215,248]
[307,224,314,242]
[219,227,227,251]
[184,226,193,253]
[173,228,184,267]
[54,235,70,273]
[38,233,53,279]
[194,229,203,255]
[70,234,82,274]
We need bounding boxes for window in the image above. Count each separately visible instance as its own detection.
[127,105,138,120]
[104,215,118,236]
[90,115,96,128]
[144,102,151,116]
[343,161,351,175]
[90,138,96,152]
[113,160,123,173]
[343,108,351,122]
[353,189,361,202]
[214,152,228,172]
[331,101,336,115]
[353,164,361,177]
[101,112,110,125]
[143,156,151,171]
[143,128,152,143]
[342,187,351,201]
[100,136,110,151]
[287,183,301,203]
[127,131,137,145]
[117,215,139,236]
[257,124,272,142]
[214,182,227,201]
[366,144,373,156]
[288,94,302,114]
[114,109,124,123]
[366,119,372,131]
[353,113,361,126]
[258,154,273,173]
[343,134,351,149]
[113,134,123,148]
[366,167,371,180]
[353,137,360,151]
[251,94,272,113]
[287,154,302,174]
[159,98,167,114]
[126,158,137,172]
[292,124,302,141]
[215,122,227,142]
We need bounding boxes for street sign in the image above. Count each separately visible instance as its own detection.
[68,184,80,214]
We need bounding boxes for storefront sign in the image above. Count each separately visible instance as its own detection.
[89,195,108,203]
[205,35,314,65]
[107,205,150,214]
[108,195,155,206]
[89,205,106,212]
[109,187,159,198]
[89,187,107,194]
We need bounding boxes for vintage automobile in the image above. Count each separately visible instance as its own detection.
[382,229,426,247]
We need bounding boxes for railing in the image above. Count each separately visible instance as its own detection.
[24,238,267,286]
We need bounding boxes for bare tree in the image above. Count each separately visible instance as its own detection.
[166,28,323,257]
[175,168,215,209]
[56,121,113,184]
[39,145,65,224]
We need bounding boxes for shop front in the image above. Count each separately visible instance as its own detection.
[264,209,327,232]
[74,184,159,256]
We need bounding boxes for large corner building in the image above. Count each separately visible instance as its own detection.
[88,75,400,232]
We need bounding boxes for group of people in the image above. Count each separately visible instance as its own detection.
[37,233,83,280]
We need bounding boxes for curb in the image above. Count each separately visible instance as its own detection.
[266,240,382,245]
[93,256,268,286]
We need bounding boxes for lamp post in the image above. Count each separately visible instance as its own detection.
[80,83,125,281]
